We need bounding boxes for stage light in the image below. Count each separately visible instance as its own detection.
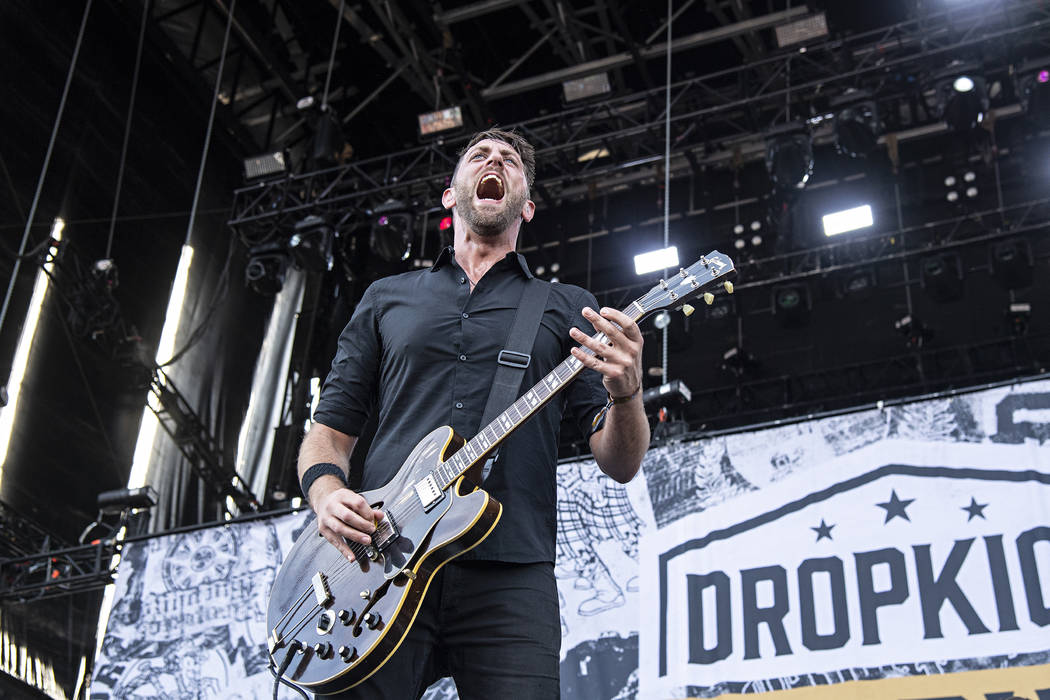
[966,186,978,198]
[0,219,62,478]
[751,234,763,246]
[653,310,671,330]
[734,238,746,250]
[733,224,744,235]
[641,379,692,406]
[989,238,1033,289]
[308,109,346,167]
[245,241,290,296]
[418,106,463,137]
[288,215,333,272]
[550,262,560,273]
[1006,302,1032,336]
[834,101,879,159]
[766,131,814,191]
[944,175,956,187]
[97,486,158,514]
[750,220,761,231]
[840,268,877,299]
[243,151,288,181]
[963,171,976,182]
[920,252,964,302]
[563,73,612,103]
[634,246,679,275]
[1014,58,1050,122]
[934,65,988,132]
[535,265,546,276]
[371,201,414,262]
[438,216,453,231]
[721,346,758,378]
[772,283,811,327]
[947,191,959,202]
[822,204,873,237]
[895,314,931,349]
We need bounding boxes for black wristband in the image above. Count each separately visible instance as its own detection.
[300,462,348,499]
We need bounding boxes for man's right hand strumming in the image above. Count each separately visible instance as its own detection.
[312,479,385,563]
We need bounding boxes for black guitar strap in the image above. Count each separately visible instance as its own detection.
[478,278,551,481]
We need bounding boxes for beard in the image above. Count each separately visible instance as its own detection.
[453,178,527,237]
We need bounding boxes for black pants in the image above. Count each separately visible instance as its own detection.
[326,560,561,699]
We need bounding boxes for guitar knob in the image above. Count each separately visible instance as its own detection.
[337,609,355,625]
[338,645,356,662]
[363,612,382,630]
[313,642,333,659]
[360,589,371,600]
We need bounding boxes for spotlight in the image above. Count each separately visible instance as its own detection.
[933,65,988,132]
[946,191,959,202]
[653,310,671,330]
[370,200,414,263]
[750,234,763,246]
[438,215,453,232]
[750,220,761,231]
[822,204,873,237]
[895,314,932,349]
[765,128,814,191]
[734,224,745,235]
[919,252,964,302]
[245,240,290,295]
[1015,58,1050,123]
[634,246,679,275]
[834,101,879,159]
[963,171,976,182]
[288,215,334,272]
[772,283,811,327]
[965,186,978,198]
[944,175,957,187]
[989,238,1033,289]
[734,238,746,250]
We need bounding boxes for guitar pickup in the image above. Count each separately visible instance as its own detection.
[414,474,443,511]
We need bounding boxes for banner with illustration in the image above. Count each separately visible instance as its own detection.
[91,378,1050,698]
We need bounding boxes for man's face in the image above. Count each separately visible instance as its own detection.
[448,138,533,236]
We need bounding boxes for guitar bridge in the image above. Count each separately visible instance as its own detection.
[414,474,443,511]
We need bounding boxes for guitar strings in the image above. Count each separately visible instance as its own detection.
[274,281,695,649]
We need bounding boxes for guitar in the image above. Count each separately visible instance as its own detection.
[266,251,736,694]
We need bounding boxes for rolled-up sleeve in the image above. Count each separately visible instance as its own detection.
[563,288,610,438]
[313,283,382,436]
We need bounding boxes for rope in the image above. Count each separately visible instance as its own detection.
[105,0,150,260]
[0,0,94,344]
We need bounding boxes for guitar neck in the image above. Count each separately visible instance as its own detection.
[432,301,646,489]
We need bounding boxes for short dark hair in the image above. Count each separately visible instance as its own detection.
[453,128,536,194]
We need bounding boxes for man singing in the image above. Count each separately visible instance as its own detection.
[297,128,650,698]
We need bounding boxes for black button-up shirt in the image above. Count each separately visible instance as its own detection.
[313,246,608,562]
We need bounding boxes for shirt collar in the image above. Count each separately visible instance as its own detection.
[431,245,534,280]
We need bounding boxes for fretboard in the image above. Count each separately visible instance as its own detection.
[432,301,645,490]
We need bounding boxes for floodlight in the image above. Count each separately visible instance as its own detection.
[243,151,288,180]
[245,241,290,296]
[920,252,964,302]
[966,186,978,198]
[989,238,1033,289]
[733,224,744,235]
[946,191,959,202]
[733,238,746,250]
[822,205,873,237]
[634,246,679,275]
[1014,58,1050,123]
[288,216,334,272]
[953,76,975,93]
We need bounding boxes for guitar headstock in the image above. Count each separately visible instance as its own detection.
[634,251,736,320]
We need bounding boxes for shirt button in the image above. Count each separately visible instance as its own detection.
[455,402,464,409]
[462,312,469,319]
[459,276,466,284]
[459,354,467,361]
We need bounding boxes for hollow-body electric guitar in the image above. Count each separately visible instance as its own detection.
[266,251,736,694]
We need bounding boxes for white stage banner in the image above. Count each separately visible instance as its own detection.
[91,378,1050,699]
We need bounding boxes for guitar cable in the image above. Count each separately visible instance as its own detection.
[270,642,309,700]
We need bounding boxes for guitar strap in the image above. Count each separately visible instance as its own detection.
[477,278,551,482]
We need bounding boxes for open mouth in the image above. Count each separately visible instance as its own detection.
[476,173,505,201]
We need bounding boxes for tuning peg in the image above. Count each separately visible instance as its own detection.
[723,281,734,294]
[682,304,695,317]
[703,292,714,305]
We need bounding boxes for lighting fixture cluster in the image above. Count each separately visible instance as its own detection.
[944,170,978,203]
[732,220,764,250]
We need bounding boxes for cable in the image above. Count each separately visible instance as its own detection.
[184,0,237,249]
[321,0,345,109]
[661,0,673,382]
[270,647,308,700]
[105,0,150,261]
[0,0,94,348]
